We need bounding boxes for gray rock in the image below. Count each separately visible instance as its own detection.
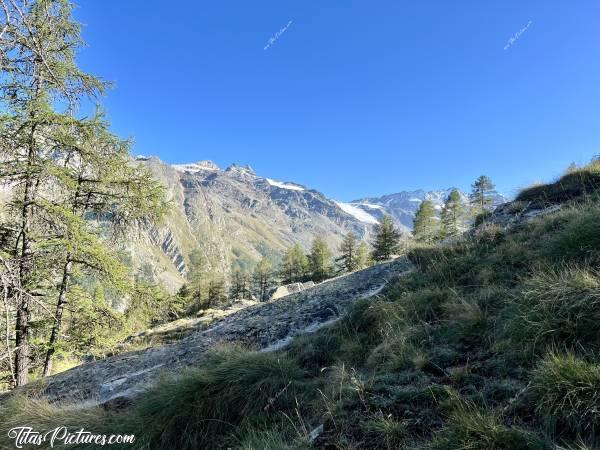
[17,258,412,407]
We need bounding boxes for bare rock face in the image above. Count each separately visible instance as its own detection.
[24,258,412,407]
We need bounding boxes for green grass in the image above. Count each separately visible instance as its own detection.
[530,352,600,437]
[431,401,548,450]
[3,164,600,449]
[516,160,600,206]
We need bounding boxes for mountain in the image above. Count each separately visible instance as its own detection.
[129,157,375,291]
[350,189,507,231]
[125,158,507,291]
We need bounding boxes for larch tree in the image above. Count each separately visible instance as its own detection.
[355,241,371,269]
[253,257,273,302]
[0,0,166,383]
[440,189,464,238]
[338,231,359,272]
[280,244,307,283]
[412,200,438,243]
[309,237,333,282]
[229,268,250,301]
[371,215,401,261]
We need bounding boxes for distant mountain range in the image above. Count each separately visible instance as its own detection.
[125,157,506,291]
[0,155,507,291]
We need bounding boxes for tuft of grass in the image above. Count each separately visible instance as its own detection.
[431,401,548,450]
[529,352,600,437]
[0,395,111,450]
[362,417,408,449]
[122,345,307,450]
[510,266,600,351]
[238,428,310,450]
[516,160,600,206]
[544,205,600,263]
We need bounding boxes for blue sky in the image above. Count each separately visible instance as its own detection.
[75,0,600,201]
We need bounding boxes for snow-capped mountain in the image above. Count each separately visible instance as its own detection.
[128,157,375,290]
[350,189,506,231]
[123,157,507,291]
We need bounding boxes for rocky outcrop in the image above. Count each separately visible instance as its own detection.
[27,258,412,407]
[269,281,315,300]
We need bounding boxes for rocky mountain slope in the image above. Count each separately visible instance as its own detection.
[28,257,413,407]
[129,157,379,291]
[127,157,506,291]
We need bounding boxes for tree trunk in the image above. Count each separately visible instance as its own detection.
[43,257,72,377]
[14,157,35,386]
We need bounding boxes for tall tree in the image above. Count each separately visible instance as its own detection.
[338,231,359,272]
[42,116,166,376]
[229,268,250,301]
[372,215,401,261]
[253,257,273,302]
[470,175,497,212]
[309,237,333,282]
[0,0,166,382]
[412,200,439,243]
[355,242,371,270]
[0,0,106,385]
[440,189,464,238]
[207,277,227,308]
[280,244,308,283]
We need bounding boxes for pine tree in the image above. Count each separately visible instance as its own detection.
[309,238,333,282]
[253,257,273,302]
[372,215,401,261]
[470,175,497,212]
[338,231,359,272]
[412,200,439,243]
[440,189,464,238]
[280,244,308,283]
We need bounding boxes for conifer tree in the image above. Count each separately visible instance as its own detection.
[207,277,227,308]
[230,268,250,300]
[0,0,166,382]
[440,189,464,238]
[309,237,333,282]
[338,231,359,272]
[470,175,497,212]
[355,241,371,269]
[413,200,439,243]
[280,244,308,283]
[372,215,401,261]
[253,257,273,302]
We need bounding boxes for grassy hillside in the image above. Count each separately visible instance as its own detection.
[2,163,600,449]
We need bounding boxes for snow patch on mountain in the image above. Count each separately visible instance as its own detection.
[266,178,305,191]
[335,202,380,224]
[173,160,221,173]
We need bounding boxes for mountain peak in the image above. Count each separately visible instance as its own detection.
[225,163,256,176]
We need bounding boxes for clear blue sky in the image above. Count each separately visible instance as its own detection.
[74,0,600,201]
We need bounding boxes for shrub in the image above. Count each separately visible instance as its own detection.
[529,352,600,437]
